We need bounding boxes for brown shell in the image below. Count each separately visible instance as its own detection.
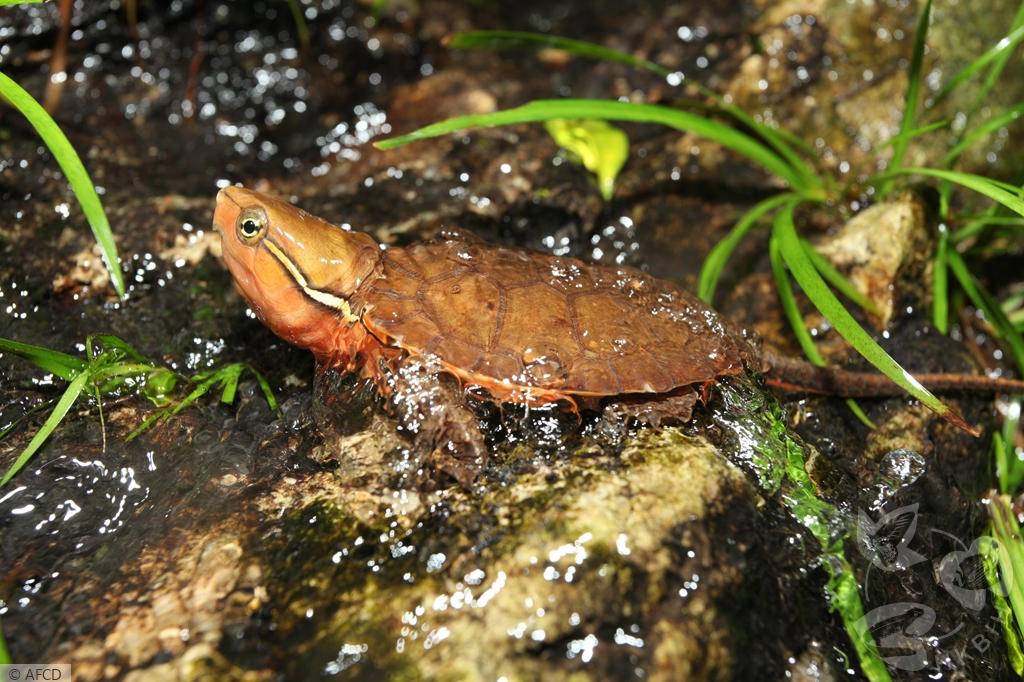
[357,237,751,398]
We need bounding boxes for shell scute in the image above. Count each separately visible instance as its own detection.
[422,269,501,349]
[496,284,575,356]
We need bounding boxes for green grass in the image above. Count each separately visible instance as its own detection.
[0,336,277,487]
[446,30,673,76]
[779,432,891,682]
[378,98,823,195]
[0,73,126,297]
[985,494,1024,675]
[286,0,310,50]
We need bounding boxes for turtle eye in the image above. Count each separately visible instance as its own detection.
[236,208,267,243]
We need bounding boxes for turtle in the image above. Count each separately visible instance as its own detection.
[213,187,1023,483]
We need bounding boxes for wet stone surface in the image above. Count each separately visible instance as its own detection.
[1,1,1021,680]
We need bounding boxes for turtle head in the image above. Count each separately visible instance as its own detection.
[213,186,380,356]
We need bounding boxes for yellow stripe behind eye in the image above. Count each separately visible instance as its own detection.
[263,239,358,323]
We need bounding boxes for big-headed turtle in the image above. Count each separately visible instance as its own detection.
[213,187,1022,483]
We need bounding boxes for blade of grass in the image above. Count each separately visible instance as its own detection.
[249,365,278,411]
[995,395,1024,493]
[447,30,824,192]
[215,364,244,403]
[981,528,1024,675]
[0,399,56,439]
[0,369,91,486]
[932,225,950,333]
[946,248,1024,372]
[971,3,1024,112]
[840,120,948,199]
[926,23,1024,113]
[126,363,277,441]
[772,202,973,433]
[953,213,1024,242]
[874,168,1024,217]
[944,102,1024,167]
[377,99,820,195]
[0,0,47,4]
[987,493,1024,675]
[446,30,672,76]
[770,233,825,366]
[777,434,890,681]
[0,73,126,297]
[698,193,797,303]
[0,337,86,380]
[878,120,950,151]
[286,0,310,50]
[878,0,931,198]
[954,214,1024,226]
[770,231,876,429]
[0,619,8,664]
[1004,291,1024,328]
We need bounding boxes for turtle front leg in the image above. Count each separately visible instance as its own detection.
[387,354,488,487]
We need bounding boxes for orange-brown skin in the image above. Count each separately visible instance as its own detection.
[213,187,753,411]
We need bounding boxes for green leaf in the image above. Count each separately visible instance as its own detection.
[0,337,86,381]
[699,193,797,303]
[1,369,91,486]
[0,0,47,4]
[771,202,974,434]
[286,0,310,50]
[944,102,1024,167]
[0,73,126,297]
[874,167,1024,217]
[932,226,950,333]
[143,367,179,406]
[446,30,671,77]
[769,229,875,429]
[769,231,826,366]
[217,363,245,404]
[879,0,931,197]
[981,530,1024,675]
[377,98,819,194]
[0,618,8,664]
[445,31,823,192]
[945,248,1024,373]
[953,212,1024,242]
[986,494,1024,675]
[970,4,1024,115]
[927,23,1024,112]
[778,435,890,681]
[544,118,628,200]
[875,120,950,152]
[994,396,1024,493]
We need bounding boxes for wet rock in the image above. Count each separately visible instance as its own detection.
[815,193,933,326]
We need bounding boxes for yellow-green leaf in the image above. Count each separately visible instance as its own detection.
[544,118,628,200]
